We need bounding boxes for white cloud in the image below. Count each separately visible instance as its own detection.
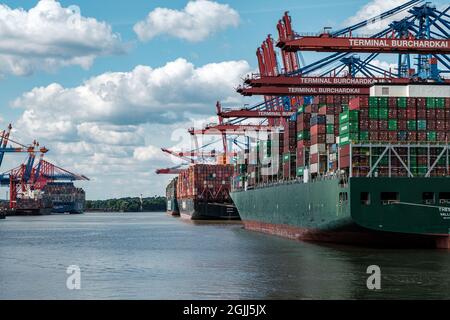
[13,58,251,140]
[345,0,411,33]
[134,0,239,42]
[0,0,124,76]
[133,145,168,162]
[9,57,252,198]
[370,59,398,73]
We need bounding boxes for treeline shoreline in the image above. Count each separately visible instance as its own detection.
[85,196,166,212]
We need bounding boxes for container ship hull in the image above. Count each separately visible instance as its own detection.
[179,197,240,221]
[231,177,450,248]
[52,201,84,214]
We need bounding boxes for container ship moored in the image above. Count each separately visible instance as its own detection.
[43,182,86,214]
[177,164,240,220]
[231,85,450,249]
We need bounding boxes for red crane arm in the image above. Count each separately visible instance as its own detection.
[218,109,296,118]
[238,86,370,96]
[278,36,450,54]
[188,124,281,135]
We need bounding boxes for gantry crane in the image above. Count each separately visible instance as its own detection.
[238,1,450,97]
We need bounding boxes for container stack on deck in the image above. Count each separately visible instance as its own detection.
[232,92,450,185]
[176,164,240,220]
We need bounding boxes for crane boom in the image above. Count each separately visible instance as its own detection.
[278,36,450,54]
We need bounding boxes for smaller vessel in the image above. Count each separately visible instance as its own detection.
[43,182,86,214]
[166,177,180,216]
[177,164,240,220]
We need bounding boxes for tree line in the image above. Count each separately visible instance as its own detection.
[85,196,166,212]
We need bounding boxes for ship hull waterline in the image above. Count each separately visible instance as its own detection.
[231,177,450,249]
[179,198,240,221]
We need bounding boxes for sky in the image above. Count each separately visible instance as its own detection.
[0,0,446,199]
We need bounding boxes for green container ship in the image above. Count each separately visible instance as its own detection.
[231,173,450,249]
[231,89,450,249]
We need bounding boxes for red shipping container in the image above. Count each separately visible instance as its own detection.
[326,106,335,115]
[416,97,426,108]
[417,132,427,142]
[369,131,379,141]
[311,134,326,145]
[427,120,436,130]
[426,109,436,119]
[369,120,379,130]
[435,109,446,120]
[436,120,446,131]
[407,131,417,141]
[349,97,368,110]
[310,124,326,135]
[379,120,388,131]
[339,155,350,168]
[379,131,388,141]
[407,97,417,107]
[311,153,319,164]
[359,108,369,119]
[437,132,448,141]
[326,95,335,104]
[340,145,350,156]
[388,131,397,142]
[398,109,407,119]
[388,108,398,119]
[445,97,450,108]
[407,109,417,119]
[388,97,397,107]
[398,120,407,130]
[417,109,427,119]
[359,119,369,130]
[297,140,310,148]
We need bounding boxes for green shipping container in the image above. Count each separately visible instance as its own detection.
[339,110,359,123]
[436,98,445,109]
[297,105,305,114]
[427,131,437,141]
[359,131,369,141]
[369,108,379,119]
[283,153,291,163]
[397,97,407,108]
[326,124,334,134]
[378,107,388,119]
[388,120,398,131]
[339,133,359,146]
[369,97,378,107]
[379,97,388,107]
[407,120,417,131]
[426,97,436,108]
[296,167,304,177]
[297,131,310,141]
[339,122,359,134]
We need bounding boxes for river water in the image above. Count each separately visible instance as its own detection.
[0,212,449,300]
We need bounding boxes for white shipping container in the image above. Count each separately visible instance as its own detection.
[326,115,335,124]
[329,153,337,162]
[370,84,450,97]
[326,134,335,144]
[310,143,326,154]
[310,163,318,173]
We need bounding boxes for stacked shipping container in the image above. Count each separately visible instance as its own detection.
[177,164,234,202]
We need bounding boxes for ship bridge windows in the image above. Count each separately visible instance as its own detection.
[360,192,371,205]
[422,192,435,205]
[439,192,450,205]
[380,192,400,205]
